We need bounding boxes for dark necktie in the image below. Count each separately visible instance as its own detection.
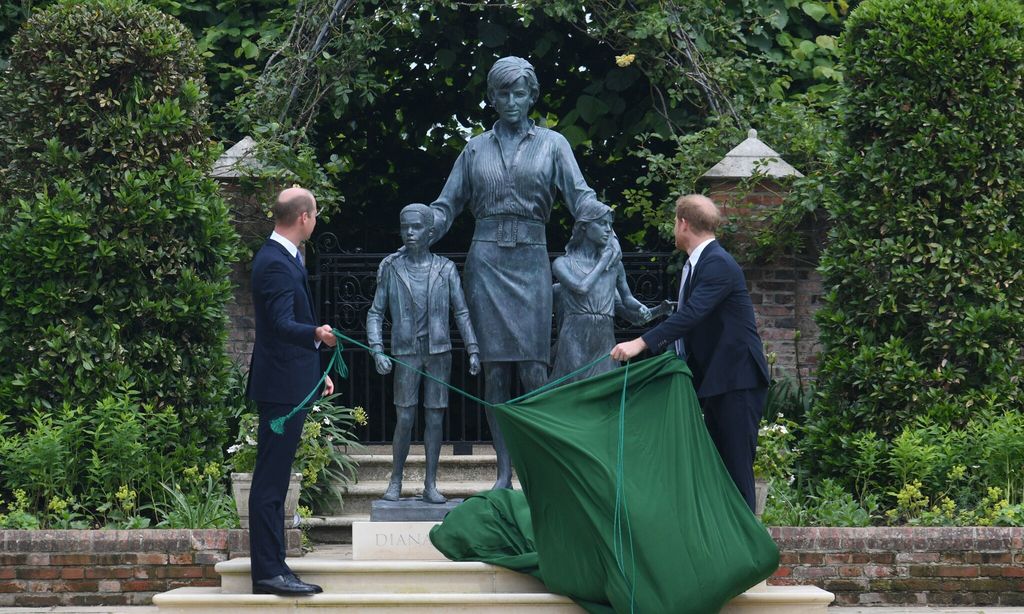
[674,261,692,358]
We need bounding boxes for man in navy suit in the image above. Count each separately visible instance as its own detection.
[611,194,769,512]
[247,187,336,595]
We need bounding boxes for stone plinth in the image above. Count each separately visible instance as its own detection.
[369,497,463,521]
[351,521,446,561]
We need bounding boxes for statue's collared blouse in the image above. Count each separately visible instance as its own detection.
[431,120,599,231]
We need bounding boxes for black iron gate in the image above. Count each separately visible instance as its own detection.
[310,232,677,445]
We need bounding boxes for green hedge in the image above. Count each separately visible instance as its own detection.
[804,0,1024,497]
[0,0,239,521]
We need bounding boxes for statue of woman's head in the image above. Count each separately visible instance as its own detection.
[486,56,539,123]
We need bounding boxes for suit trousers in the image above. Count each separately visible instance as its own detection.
[249,402,309,582]
[700,387,767,512]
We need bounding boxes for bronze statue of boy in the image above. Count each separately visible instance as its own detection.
[367,203,481,504]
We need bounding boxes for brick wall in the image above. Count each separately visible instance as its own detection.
[0,529,300,607]
[746,256,822,382]
[770,527,1024,607]
[2,527,1020,606]
[226,259,255,368]
[219,181,271,370]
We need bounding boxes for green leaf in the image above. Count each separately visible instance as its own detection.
[576,95,610,124]
[815,35,836,50]
[558,125,588,148]
[798,40,818,56]
[801,2,828,21]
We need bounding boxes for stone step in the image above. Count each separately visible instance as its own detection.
[722,583,836,613]
[303,514,366,544]
[348,453,505,482]
[153,587,581,612]
[215,558,549,594]
[154,565,834,613]
[320,480,518,516]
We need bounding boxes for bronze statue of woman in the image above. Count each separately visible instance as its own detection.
[426,56,614,489]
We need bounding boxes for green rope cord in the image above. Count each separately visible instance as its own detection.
[271,328,610,436]
[329,328,610,408]
[268,342,348,434]
[611,360,637,613]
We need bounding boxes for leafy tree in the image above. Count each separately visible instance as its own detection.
[0,0,240,514]
[227,0,849,252]
[804,0,1024,488]
[4,1,850,252]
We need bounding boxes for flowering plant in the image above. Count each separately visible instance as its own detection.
[228,394,367,509]
[754,413,798,483]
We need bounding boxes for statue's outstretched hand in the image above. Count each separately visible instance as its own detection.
[374,353,393,375]
[468,353,481,375]
[638,305,653,323]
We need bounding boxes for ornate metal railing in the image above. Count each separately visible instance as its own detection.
[310,232,677,445]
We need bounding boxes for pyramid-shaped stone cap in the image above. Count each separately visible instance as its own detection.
[211,136,262,179]
[701,129,803,179]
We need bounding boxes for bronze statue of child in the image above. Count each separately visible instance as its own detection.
[367,203,481,504]
[551,201,666,384]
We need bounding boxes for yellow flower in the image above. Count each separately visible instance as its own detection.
[615,53,636,67]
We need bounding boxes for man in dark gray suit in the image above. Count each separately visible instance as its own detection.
[247,187,335,595]
[612,194,769,511]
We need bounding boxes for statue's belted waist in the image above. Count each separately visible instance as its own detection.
[473,217,546,247]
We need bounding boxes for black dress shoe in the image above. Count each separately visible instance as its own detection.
[252,574,318,596]
[285,572,323,594]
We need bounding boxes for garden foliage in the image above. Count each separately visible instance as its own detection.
[805,0,1024,498]
[0,0,239,525]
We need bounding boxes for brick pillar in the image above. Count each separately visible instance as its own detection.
[217,182,273,370]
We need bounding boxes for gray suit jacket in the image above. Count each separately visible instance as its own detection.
[366,254,479,356]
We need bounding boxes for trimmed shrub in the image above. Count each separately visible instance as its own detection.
[804,0,1024,491]
[0,0,239,519]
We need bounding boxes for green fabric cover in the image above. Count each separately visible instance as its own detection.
[429,352,779,613]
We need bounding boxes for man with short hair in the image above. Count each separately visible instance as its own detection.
[247,187,335,595]
[611,194,769,512]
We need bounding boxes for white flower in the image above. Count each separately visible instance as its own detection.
[311,405,321,413]
[227,444,241,454]
[245,436,256,446]
[326,435,334,442]
[322,418,331,426]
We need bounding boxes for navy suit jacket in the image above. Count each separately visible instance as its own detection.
[247,239,322,406]
[641,240,769,399]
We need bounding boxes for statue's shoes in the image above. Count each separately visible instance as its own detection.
[382,482,401,501]
[421,488,447,504]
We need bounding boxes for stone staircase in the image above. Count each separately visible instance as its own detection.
[308,447,512,543]
[154,447,836,612]
[152,556,835,613]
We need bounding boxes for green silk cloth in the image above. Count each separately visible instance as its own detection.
[429,352,779,613]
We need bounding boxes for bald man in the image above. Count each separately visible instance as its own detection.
[246,187,335,595]
[611,194,769,512]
